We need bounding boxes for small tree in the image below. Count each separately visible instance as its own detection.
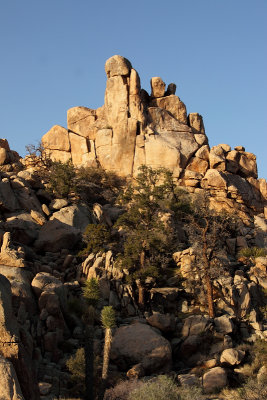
[115,165,182,307]
[47,160,76,198]
[79,224,112,257]
[183,191,238,318]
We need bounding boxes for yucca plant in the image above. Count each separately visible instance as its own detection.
[238,246,266,260]
[101,306,116,380]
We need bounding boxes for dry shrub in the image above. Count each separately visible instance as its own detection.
[104,379,144,400]
[222,377,267,400]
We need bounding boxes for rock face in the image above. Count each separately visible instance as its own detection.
[0,275,39,399]
[40,54,267,216]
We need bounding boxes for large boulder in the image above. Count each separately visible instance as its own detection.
[182,315,211,337]
[50,204,92,231]
[220,348,245,366]
[214,315,234,334]
[0,232,26,268]
[110,322,172,375]
[105,55,132,78]
[0,266,35,314]
[42,125,70,152]
[146,312,175,333]
[203,366,228,393]
[31,272,63,298]
[150,77,166,98]
[34,219,80,252]
[5,212,40,245]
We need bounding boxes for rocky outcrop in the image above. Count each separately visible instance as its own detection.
[38,55,266,217]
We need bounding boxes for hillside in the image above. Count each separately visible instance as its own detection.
[0,55,266,400]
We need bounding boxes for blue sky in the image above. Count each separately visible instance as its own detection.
[1,0,266,177]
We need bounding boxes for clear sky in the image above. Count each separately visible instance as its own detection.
[1,0,266,178]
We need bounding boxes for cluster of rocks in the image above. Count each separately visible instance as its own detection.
[41,55,267,218]
[0,139,22,172]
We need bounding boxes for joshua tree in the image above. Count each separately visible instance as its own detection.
[101,306,116,380]
[82,278,100,400]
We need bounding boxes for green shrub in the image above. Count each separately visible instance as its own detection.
[79,223,112,256]
[66,348,85,382]
[82,278,100,307]
[47,160,76,198]
[252,339,267,370]
[76,166,125,204]
[67,297,85,318]
[238,247,266,259]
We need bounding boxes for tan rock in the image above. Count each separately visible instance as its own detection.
[235,146,245,151]
[95,129,113,170]
[44,149,72,163]
[31,272,63,298]
[195,145,210,160]
[0,356,24,400]
[201,169,227,190]
[104,75,128,129]
[30,210,46,225]
[105,55,132,78]
[42,125,70,151]
[209,145,226,171]
[150,95,187,124]
[0,232,25,268]
[194,133,208,145]
[188,113,205,134]
[129,68,141,95]
[150,77,166,98]
[186,157,209,175]
[259,178,267,200]
[226,150,240,174]
[203,367,228,393]
[69,132,90,166]
[239,152,257,178]
[0,147,8,165]
[147,107,191,133]
[50,204,92,231]
[220,348,245,366]
[67,107,97,140]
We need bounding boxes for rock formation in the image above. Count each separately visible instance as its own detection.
[40,55,267,219]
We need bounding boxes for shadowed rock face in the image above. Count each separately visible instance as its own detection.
[0,275,39,399]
